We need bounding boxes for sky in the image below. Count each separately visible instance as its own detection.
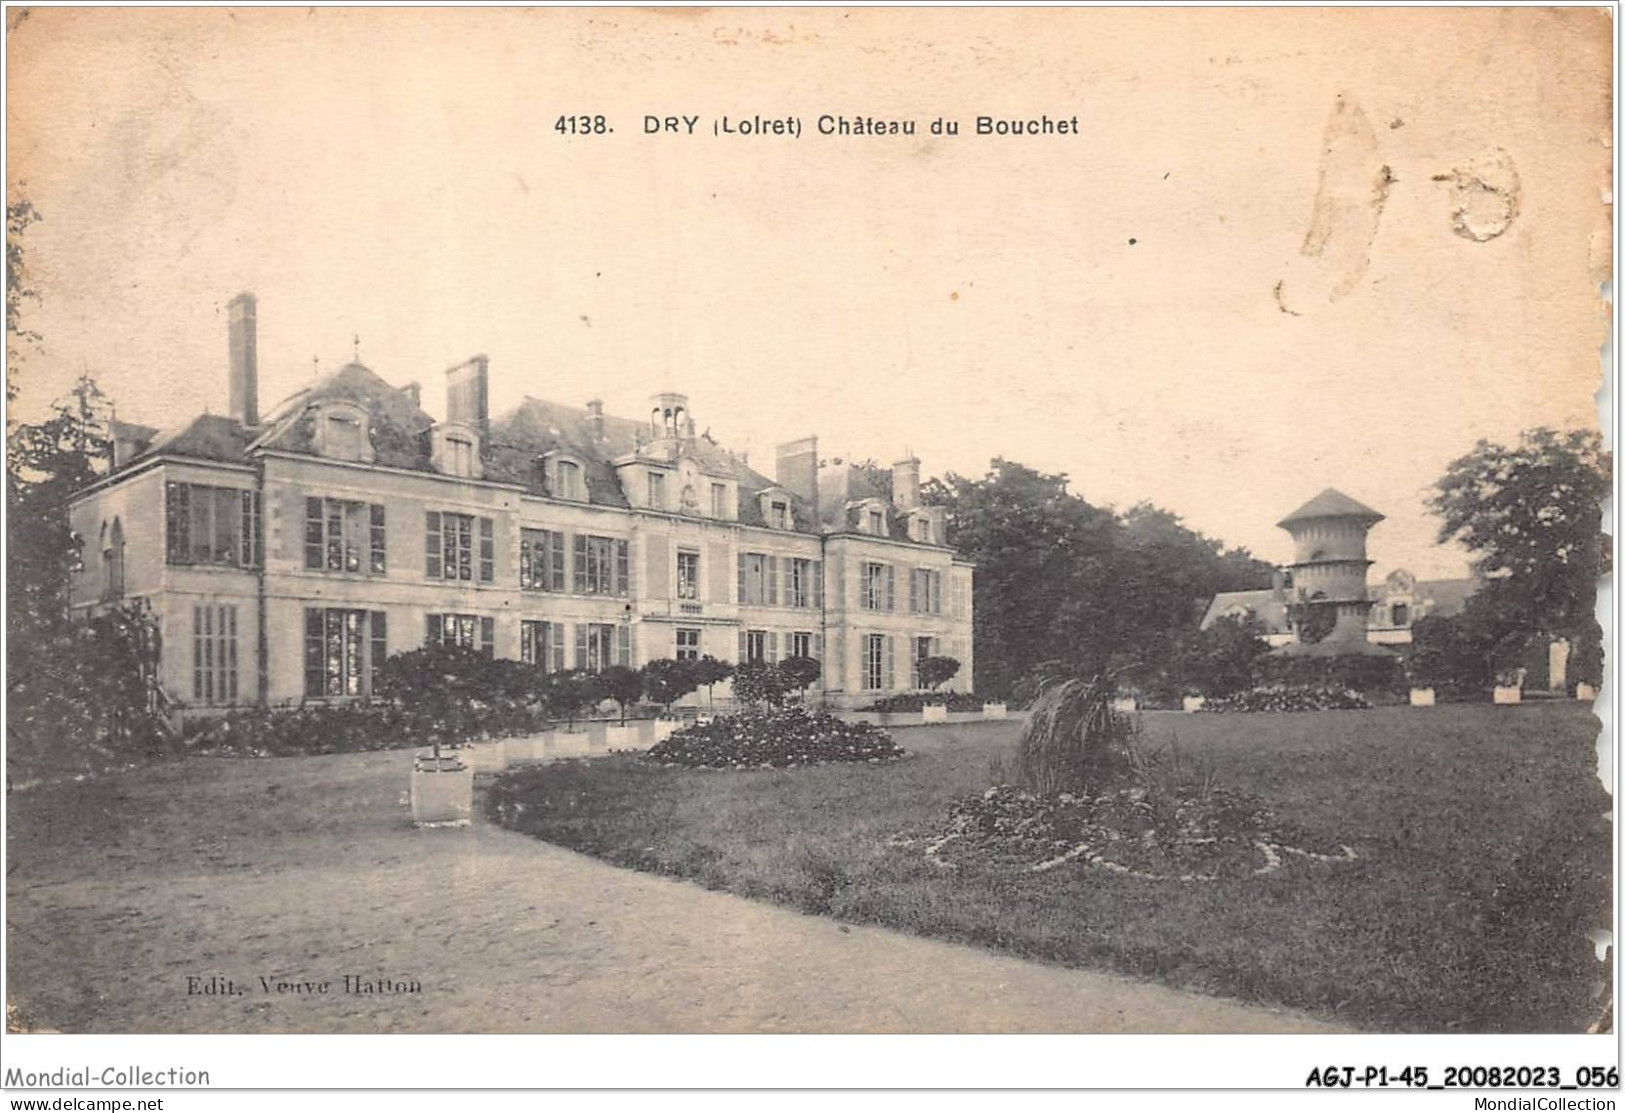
[6,7,1611,580]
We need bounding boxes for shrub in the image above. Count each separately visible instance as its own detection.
[1251,652,1402,696]
[644,706,903,768]
[917,655,961,692]
[641,658,700,711]
[779,654,822,696]
[598,665,645,724]
[1198,683,1370,713]
[1013,675,1131,796]
[690,655,735,709]
[541,669,606,730]
[862,692,985,713]
[375,644,539,754]
[733,660,794,706]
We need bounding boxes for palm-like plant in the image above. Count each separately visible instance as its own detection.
[1013,673,1130,797]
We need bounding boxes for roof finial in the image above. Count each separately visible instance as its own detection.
[312,354,320,376]
[353,334,361,363]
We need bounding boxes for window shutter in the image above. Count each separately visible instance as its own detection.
[479,518,495,582]
[909,568,919,614]
[166,482,189,564]
[305,498,324,569]
[617,624,631,667]
[708,541,730,602]
[370,612,387,693]
[767,631,778,662]
[574,534,589,594]
[480,617,495,657]
[370,504,386,574]
[616,538,630,596]
[885,565,896,612]
[884,636,895,690]
[737,553,748,606]
[737,629,748,663]
[575,624,589,669]
[426,613,442,646]
[425,512,441,579]
[812,561,823,608]
[303,608,323,697]
[243,491,261,568]
[550,622,565,673]
[766,557,779,606]
[813,633,823,661]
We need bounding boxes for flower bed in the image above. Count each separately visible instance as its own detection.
[860,692,986,713]
[1196,684,1371,714]
[915,784,1356,882]
[643,706,904,768]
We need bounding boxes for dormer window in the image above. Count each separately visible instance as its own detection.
[556,458,585,501]
[447,436,474,478]
[869,509,885,535]
[430,422,482,480]
[313,401,374,464]
[711,482,728,519]
[771,501,789,529]
[649,471,667,510]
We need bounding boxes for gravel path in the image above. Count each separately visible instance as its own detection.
[6,749,1346,1033]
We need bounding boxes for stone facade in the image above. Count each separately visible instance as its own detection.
[67,295,974,713]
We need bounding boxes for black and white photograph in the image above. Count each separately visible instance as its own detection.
[2,3,1616,1098]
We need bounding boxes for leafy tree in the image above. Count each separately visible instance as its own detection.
[779,654,821,697]
[376,644,498,758]
[542,669,605,731]
[641,658,700,712]
[733,660,793,707]
[690,655,735,709]
[1428,428,1609,678]
[917,655,960,692]
[598,664,644,724]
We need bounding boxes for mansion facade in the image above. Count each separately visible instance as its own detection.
[68,294,975,713]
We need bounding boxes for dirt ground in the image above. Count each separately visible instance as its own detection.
[6,745,1346,1033]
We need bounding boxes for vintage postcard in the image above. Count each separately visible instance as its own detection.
[2,3,1615,1095]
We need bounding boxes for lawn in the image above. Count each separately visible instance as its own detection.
[489,703,1613,1033]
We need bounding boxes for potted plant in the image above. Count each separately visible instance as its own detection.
[691,655,735,712]
[599,665,645,751]
[780,655,822,705]
[641,658,701,744]
[1493,668,1524,705]
[917,656,959,722]
[1181,690,1206,713]
[542,669,600,758]
[377,645,483,827]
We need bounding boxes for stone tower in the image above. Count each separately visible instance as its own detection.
[1277,488,1384,651]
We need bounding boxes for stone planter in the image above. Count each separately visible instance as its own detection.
[921,704,949,723]
[1577,683,1598,701]
[1409,687,1436,708]
[1110,697,1138,714]
[605,724,640,752]
[410,755,472,828]
[463,740,507,774]
[1182,696,1206,713]
[549,729,592,760]
[1493,686,1522,705]
[504,731,553,765]
[982,702,1007,720]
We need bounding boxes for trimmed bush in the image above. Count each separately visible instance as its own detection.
[1198,684,1370,713]
[179,700,553,758]
[1251,652,1402,696]
[643,706,903,768]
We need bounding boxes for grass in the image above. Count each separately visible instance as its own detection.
[489,703,1613,1033]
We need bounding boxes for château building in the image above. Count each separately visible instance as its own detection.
[67,294,975,713]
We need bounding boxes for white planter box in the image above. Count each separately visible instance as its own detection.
[1577,683,1597,701]
[653,719,680,743]
[1182,696,1206,713]
[1110,697,1138,714]
[549,730,592,760]
[464,740,507,774]
[605,724,640,752]
[504,731,553,765]
[1409,687,1436,708]
[410,757,472,827]
[1493,686,1522,705]
[921,704,949,723]
[982,702,1007,720]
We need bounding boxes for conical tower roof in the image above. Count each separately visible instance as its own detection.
[1277,488,1384,529]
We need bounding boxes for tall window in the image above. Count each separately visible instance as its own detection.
[648,471,667,510]
[738,552,779,606]
[555,459,585,500]
[864,633,888,691]
[193,604,239,703]
[303,608,385,697]
[711,482,727,518]
[790,631,814,660]
[166,483,261,568]
[676,628,700,661]
[426,613,495,657]
[915,517,935,544]
[862,561,894,611]
[577,622,626,672]
[677,549,700,600]
[521,620,565,673]
[520,528,566,591]
[746,629,767,664]
[912,636,936,688]
[910,568,942,615]
[868,509,885,535]
[446,437,475,478]
[103,519,126,599]
[573,534,629,596]
[425,512,493,582]
[786,558,820,608]
[305,498,386,575]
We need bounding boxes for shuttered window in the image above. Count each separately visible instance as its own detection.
[521,620,565,673]
[166,483,260,568]
[426,613,495,657]
[862,562,895,611]
[573,535,628,596]
[193,604,239,704]
[304,497,386,574]
[303,608,385,697]
[424,512,492,582]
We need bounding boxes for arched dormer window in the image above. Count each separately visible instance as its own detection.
[545,452,587,501]
[430,421,482,480]
[313,400,375,464]
[757,486,794,530]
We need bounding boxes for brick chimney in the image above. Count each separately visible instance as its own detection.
[892,454,921,510]
[445,356,489,433]
[776,436,819,513]
[585,398,605,439]
[227,292,258,426]
[402,381,422,410]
